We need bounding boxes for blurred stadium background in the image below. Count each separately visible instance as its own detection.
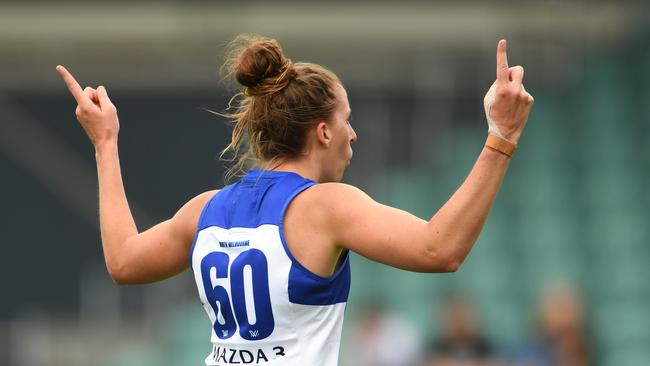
[1,1,649,365]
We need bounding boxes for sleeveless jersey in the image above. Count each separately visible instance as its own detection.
[190,169,351,366]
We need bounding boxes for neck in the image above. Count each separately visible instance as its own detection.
[264,155,323,182]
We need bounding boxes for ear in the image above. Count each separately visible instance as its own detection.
[315,121,332,147]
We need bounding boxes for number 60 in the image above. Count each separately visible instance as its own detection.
[200,248,275,340]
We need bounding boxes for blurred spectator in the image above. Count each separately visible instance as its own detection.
[510,282,592,366]
[347,301,423,366]
[424,293,501,366]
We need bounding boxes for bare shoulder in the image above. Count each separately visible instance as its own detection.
[296,182,370,207]
[175,189,219,215]
[172,189,220,235]
[185,189,220,210]
[302,182,368,202]
[291,182,375,224]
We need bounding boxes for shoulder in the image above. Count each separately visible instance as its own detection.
[297,182,369,207]
[304,182,367,200]
[291,182,374,223]
[172,189,220,234]
[314,182,374,207]
[182,190,220,214]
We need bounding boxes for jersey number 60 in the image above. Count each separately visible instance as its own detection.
[200,249,275,340]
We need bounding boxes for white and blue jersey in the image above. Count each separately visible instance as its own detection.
[190,169,351,366]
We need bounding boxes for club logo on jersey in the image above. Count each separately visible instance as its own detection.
[219,240,250,248]
[249,330,259,338]
[222,330,229,337]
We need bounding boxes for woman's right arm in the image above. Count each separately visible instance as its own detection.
[318,40,534,273]
[57,66,215,284]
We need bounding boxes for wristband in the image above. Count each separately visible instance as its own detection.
[485,134,516,157]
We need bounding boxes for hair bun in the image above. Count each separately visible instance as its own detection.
[227,36,295,96]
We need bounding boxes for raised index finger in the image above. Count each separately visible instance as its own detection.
[56,65,90,105]
[496,40,509,82]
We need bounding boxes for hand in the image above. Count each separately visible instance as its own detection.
[483,40,534,144]
[56,65,119,149]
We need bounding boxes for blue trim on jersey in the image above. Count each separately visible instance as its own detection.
[277,182,352,305]
[197,170,313,230]
[188,190,221,270]
[192,169,352,306]
[287,254,351,305]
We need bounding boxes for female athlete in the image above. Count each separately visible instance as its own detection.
[56,35,533,365]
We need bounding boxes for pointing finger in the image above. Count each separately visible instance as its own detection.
[496,40,509,82]
[56,65,90,106]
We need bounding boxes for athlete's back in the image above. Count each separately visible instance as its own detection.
[190,169,351,365]
[57,35,533,366]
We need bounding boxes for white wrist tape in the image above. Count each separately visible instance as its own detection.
[483,83,505,139]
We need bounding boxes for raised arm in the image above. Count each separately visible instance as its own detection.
[56,66,213,284]
[317,40,533,273]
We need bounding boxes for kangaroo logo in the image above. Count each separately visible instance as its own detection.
[249,329,259,338]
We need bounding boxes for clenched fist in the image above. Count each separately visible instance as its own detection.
[483,40,534,145]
